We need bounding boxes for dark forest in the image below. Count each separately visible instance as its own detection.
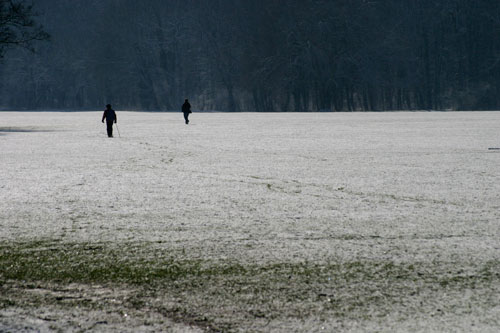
[1,0,500,111]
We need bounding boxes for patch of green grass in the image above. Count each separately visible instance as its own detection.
[0,241,207,285]
[1,240,498,289]
[1,239,499,329]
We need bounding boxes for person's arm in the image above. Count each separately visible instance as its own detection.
[102,111,106,123]
[114,112,117,123]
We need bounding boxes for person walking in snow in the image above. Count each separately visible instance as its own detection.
[102,104,117,137]
[182,99,192,124]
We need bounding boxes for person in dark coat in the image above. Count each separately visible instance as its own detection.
[102,104,117,137]
[182,99,192,124]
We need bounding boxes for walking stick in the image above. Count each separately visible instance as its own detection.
[115,123,121,138]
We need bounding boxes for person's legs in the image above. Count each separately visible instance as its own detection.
[107,121,113,137]
[184,112,189,124]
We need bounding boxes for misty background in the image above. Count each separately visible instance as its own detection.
[1,0,500,112]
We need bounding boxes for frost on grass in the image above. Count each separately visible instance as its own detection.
[1,241,499,332]
[0,112,500,331]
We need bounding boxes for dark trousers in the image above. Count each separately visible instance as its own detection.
[183,112,190,124]
[106,121,114,137]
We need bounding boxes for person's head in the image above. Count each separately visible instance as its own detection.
[185,99,188,103]
[106,104,112,110]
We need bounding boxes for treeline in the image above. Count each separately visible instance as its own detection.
[1,0,500,111]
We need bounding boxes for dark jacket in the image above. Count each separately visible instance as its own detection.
[182,102,191,113]
[102,109,117,123]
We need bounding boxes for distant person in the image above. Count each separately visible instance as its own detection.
[102,104,117,137]
[182,99,192,124]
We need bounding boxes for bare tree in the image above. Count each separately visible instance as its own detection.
[0,0,49,58]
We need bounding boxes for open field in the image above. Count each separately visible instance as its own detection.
[1,111,500,332]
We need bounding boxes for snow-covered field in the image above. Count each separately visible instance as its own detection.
[1,111,500,332]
